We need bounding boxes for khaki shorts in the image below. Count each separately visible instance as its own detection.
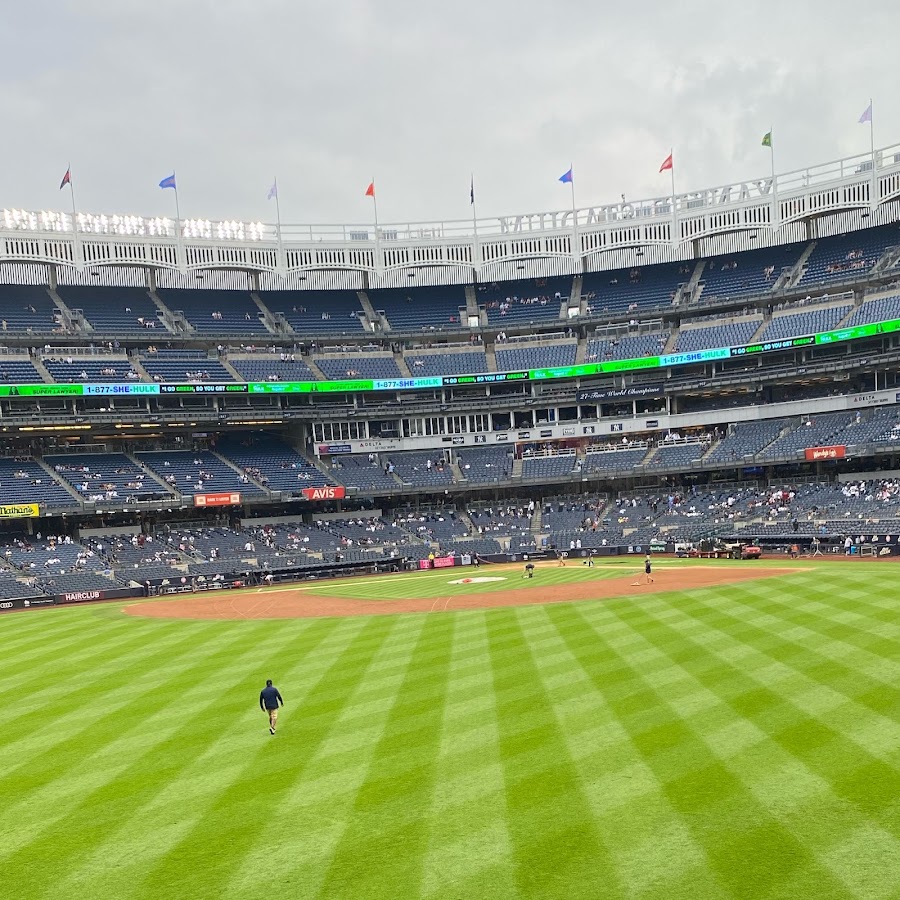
[266,707,278,723]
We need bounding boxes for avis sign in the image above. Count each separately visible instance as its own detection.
[301,486,346,501]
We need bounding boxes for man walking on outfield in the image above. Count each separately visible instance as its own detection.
[259,679,283,734]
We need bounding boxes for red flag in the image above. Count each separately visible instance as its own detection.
[365,181,375,198]
[59,167,71,190]
[659,153,673,173]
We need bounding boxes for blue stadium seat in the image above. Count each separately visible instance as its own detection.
[369,285,467,331]
[57,286,163,334]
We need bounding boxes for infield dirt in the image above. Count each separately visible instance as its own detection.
[124,564,799,620]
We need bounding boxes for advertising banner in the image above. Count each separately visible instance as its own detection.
[0,503,40,519]
[194,492,242,507]
[0,595,56,612]
[577,384,665,403]
[804,445,846,461]
[55,587,141,605]
[301,486,346,501]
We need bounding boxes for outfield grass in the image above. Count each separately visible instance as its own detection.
[1,560,899,899]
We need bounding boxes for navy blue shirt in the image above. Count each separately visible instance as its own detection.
[259,685,283,710]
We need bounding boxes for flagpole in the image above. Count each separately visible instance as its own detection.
[470,173,480,273]
[669,150,677,244]
[66,163,81,267]
[273,176,285,272]
[172,170,184,272]
[371,177,380,272]
[869,98,877,210]
[569,162,579,262]
[769,127,778,229]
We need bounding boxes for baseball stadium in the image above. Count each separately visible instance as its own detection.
[2,137,900,900]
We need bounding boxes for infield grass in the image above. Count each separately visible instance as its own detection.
[0,559,898,900]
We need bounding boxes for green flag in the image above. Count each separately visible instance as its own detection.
[761,130,773,148]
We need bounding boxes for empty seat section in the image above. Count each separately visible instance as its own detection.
[369,285,466,330]
[760,412,855,459]
[42,356,137,383]
[140,351,234,382]
[582,447,649,473]
[0,458,75,507]
[404,351,487,376]
[494,343,576,371]
[261,290,366,336]
[456,446,512,482]
[328,455,399,491]
[158,289,269,335]
[840,295,900,328]
[644,443,705,469]
[217,435,332,490]
[581,262,689,316]
[0,357,43,383]
[759,304,853,342]
[227,356,317,382]
[137,450,265,497]
[676,319,762,352]
[584,332,669,361]
[704,421,787,464]
[56,286,162,333]
[521,454,577,479]
[797,225,899,287]
[44,453,175,504]
[699,245,804,300]
[0,285,62,332]
[477,277,571,325]
[314,355,401,380]
[389,452,455,486]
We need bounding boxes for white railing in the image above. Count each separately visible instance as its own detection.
[2,143,900,277]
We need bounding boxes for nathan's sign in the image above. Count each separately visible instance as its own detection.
[194,492,242,508]
[0,503,40,519]
[301,486,346,501]
[804,445,846,461]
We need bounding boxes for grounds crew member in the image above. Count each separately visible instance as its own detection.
[259,679,284,735]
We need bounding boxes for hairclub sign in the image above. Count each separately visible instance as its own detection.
[301,486,346,501]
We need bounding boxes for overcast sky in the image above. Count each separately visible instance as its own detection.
[3,0,899,227]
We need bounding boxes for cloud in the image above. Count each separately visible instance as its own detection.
[1,0,898,227]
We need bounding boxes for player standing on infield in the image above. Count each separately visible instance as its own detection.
[259,679,284,734]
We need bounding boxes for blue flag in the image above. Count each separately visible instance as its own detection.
[559,167,573,184]
[159,173,177,190]
[267,181,278,200]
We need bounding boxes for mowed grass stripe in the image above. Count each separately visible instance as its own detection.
[526,603,724,899]
[585,588,900,896]
[65,617,371,900]
[219,617,430,899]
[554,599,854,899]
[0,618,337,893]
[116,616,405,900]
[419,611,519,899]
[0,560,898,900]
[486,607,626,899]
[0,620,250,783]
[311,614,455,898]
[682,580,900,751]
